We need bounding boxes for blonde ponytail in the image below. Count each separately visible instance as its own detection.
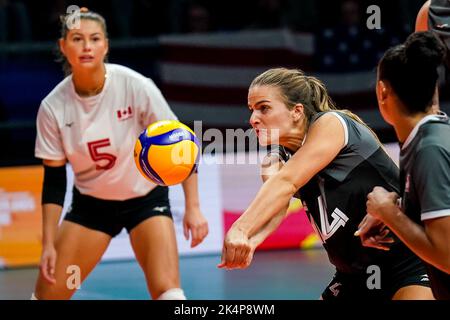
[250,68,385,148]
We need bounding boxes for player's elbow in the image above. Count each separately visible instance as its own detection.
[276,171,299,199]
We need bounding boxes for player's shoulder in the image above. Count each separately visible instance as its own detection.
[106,63,156,87]
[311,111,349,128]
[310,111,353,142]
[40,75,73,110]
[418,116,450,148]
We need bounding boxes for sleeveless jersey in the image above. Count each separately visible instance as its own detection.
[272,112,414,274]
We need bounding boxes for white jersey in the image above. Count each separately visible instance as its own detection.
[35,63,178,200]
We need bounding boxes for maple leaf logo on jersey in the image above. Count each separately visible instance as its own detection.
[117,106,133,121]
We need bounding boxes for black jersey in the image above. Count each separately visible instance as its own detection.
[400,113,450,300]
[429,0,450,69]
[273,112,418,275]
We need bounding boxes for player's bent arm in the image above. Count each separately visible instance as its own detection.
[42,204,64,247]
[248,156,290,248]
[234,113,345,238]
[415,0,430,32]
[41,159,67,247]
[181,172,200,209]
[248,204,289,248]
[424,216,450,273]
[181,173,209,247]
[249,155,289,248]
[382,210,450,274]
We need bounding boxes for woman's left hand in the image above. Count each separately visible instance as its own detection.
[183,206,209,248]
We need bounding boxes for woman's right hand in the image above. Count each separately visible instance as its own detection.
[217,227,253,269]
[40,244,57,284]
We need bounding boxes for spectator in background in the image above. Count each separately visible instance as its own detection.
[247,0,288,30]
[178,1,213,34]
[341,0,362,28]
[315,0,407,72]
[186,2,211,33]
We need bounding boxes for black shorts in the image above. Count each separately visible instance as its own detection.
[64,186,172,237]
[321,253,431,300]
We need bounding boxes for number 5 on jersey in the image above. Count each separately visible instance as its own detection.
[88,139,117,170]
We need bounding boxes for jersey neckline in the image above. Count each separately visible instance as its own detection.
[402,112,448,150]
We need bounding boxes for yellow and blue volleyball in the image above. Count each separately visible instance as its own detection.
[134,120,200,186]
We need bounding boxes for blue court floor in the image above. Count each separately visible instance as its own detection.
[0,248,334,300]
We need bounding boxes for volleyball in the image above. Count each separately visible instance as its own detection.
[134,120,200,186]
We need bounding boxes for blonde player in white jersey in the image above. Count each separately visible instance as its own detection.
[32,8,208,300]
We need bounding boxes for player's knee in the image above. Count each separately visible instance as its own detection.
[156,288,186,300]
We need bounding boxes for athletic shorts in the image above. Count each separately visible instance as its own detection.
[321,252,431,300]
[64,186,172,237]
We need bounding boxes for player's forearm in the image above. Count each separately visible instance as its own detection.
[235,173,296,238]
[41,203,63,247]
[249,206,289,248]
[181,173,200,209]
[383,208,450,272]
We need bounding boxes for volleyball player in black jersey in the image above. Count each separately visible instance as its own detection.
[218,68,433,300]
[364,31,450,299]
[416,0,450,109]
